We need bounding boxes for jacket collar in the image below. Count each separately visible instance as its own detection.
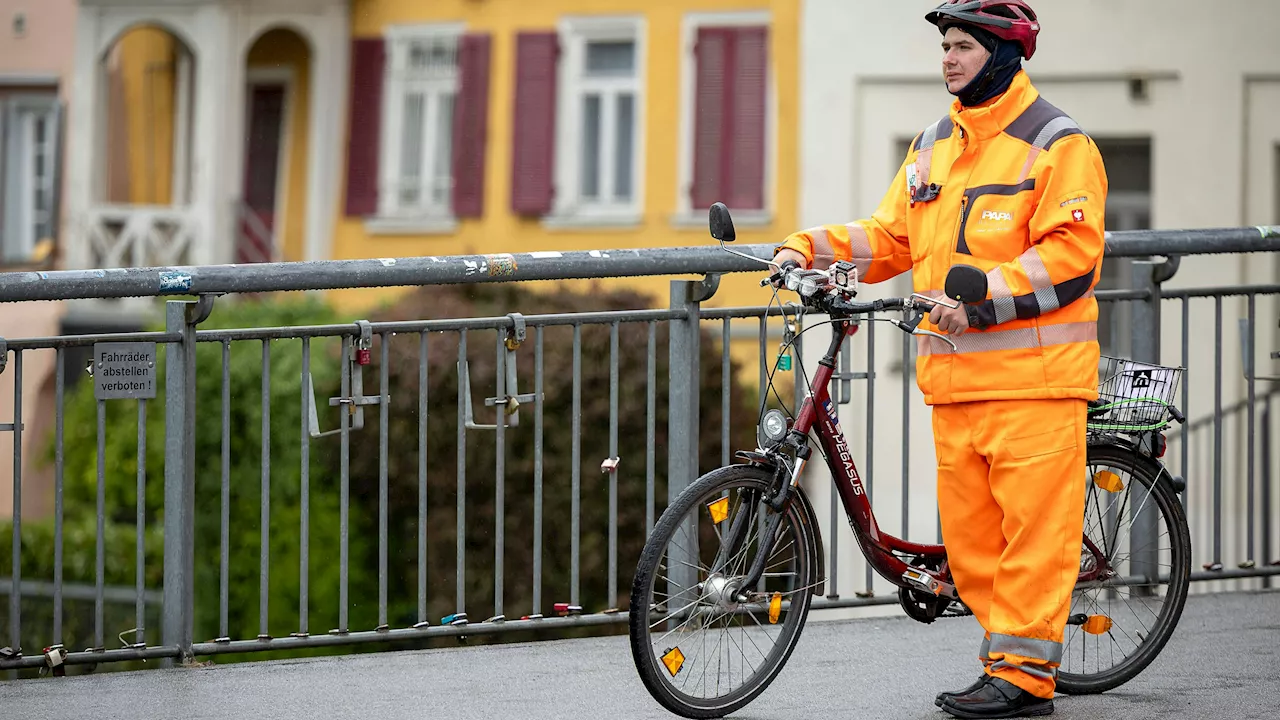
[949,70,1039,142]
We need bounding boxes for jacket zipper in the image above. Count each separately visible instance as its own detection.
[954,194,970,254]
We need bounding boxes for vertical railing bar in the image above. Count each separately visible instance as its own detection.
[571,324,582,606]
[1180,298,1189,513]
[646,322,656,535]
[260,340,271,639]
[494,330,506,620]
[1246,294,1257,565]
[1213,296,1223,565]
[1263,395,1274,588]
[721,317,731,467]
[220,341,230,640]
[609,322,620,608]
[901,330,911,542]
[136,397,147,645]
[792,315,804,414]
[758,315,767,407]
[54,347,65,644]
[379,332,390,629]
[339,336,351,632]
[11,351,23,655]
[865,318,876,594]
[533,326,545,615]
[456,330,467,616]
[417,332,428,626]
[95,390,105,650]
[300,337,310,636]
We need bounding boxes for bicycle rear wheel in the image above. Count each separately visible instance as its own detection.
[628,465,818,719]
[1056,441,1192,694]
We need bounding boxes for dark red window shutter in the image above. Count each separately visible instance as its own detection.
[345,37,386,217]
[691,26,768,212]
[691,28,730,211]
[510,31,559,216]
[451,33,492,218]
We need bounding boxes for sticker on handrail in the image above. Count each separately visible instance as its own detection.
[159,271,193,294]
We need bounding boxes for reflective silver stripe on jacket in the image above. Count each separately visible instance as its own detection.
[1017,247,1061,315]
[917,321,1096,357]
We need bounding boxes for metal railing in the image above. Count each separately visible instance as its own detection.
[0,226,1276,677]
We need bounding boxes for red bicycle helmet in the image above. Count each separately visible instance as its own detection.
[926,0,1041,60]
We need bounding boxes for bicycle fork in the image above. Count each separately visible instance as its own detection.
[708,450,810,602]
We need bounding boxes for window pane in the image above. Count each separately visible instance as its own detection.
[400,92,426,205]
[586,41,635,77]
[581,94,601,199]
[614,93,634,201]
[433,92,455,207]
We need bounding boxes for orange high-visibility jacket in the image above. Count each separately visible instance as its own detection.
[778,71,1107,405]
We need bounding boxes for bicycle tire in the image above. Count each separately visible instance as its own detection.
[1055,440,1192,695]
[628,465,818,719]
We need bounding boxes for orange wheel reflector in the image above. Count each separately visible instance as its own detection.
[708,497,730,524]
[661,647,685,676]
[1093,470,1125,493]
[769,592,782,624]
[1083,615,1113,635]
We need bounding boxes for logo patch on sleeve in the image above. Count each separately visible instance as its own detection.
[1072,209,1085,222]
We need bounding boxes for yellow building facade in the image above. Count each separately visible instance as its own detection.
[104,1,797,315]
[331,0,799,314]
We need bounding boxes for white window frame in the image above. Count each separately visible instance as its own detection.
[546,15,647,229]
[672,10,775,229]
[369,22,465,236]
[2,92,61,264]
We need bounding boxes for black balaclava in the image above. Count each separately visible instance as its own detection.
[944,23,1024,107]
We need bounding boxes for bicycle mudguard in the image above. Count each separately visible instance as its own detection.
[1087,435,1185,494]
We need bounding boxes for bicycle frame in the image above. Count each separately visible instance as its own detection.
[784,317,961,600]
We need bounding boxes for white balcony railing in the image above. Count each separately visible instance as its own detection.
[84,204,199,269]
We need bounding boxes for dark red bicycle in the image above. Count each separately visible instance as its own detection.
[628,203,1193,718]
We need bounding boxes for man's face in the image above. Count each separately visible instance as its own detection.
[941,26,991,94]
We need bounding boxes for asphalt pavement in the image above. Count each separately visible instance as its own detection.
[2,589,1276,719]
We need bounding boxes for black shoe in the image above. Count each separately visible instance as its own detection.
[934,674,990,707]
[940,676,1054,719]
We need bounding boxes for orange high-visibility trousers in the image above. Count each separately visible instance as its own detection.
[932,398,1087,699]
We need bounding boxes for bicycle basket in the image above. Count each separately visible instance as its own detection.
[1088,355,1184,432]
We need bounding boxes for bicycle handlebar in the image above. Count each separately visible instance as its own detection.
[763,262,961,349]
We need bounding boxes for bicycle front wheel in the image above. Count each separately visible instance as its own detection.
[628,465,818,719]
[1056,441,1192,694]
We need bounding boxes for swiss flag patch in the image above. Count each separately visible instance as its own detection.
[1072,209,1085,222]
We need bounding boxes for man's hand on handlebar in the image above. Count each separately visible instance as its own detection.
[929,303,970,335]
[770,249,808,287]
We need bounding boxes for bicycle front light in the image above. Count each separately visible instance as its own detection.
[761,409,789,446]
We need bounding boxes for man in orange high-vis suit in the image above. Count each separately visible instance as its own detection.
[774,2,1106,717]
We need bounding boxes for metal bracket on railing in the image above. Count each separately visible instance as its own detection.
[691,273,721,303]
[463,314,539,431]
[309,321,389,438]
[1239,318,1280,382]
[185,293,219,325]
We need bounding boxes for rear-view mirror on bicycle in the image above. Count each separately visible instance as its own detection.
[708,202,736,243]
